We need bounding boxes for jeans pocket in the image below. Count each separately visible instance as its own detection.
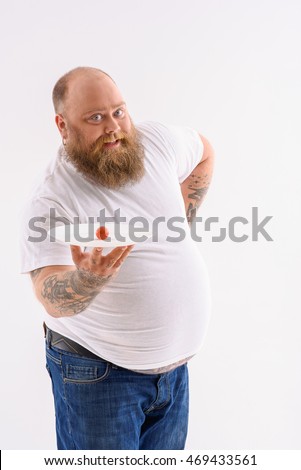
[62,359,111,384]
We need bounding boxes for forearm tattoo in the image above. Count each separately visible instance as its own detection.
[41,269,111,316]
[186,173,209,224]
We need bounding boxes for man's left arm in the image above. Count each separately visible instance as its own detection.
[180,134,215,225]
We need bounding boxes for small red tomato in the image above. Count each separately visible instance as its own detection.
[96,226,109,240]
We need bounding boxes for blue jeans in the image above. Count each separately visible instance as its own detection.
[45,340,189,450]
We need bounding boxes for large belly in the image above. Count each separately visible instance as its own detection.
[79,238,212,367]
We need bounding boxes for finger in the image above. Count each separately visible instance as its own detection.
[96,226,109,240]
[104,244,134,267]
[70,245,83,264]
[114,245,135,267]
[91,246,104,260]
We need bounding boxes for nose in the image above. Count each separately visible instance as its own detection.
[104,115,120,134]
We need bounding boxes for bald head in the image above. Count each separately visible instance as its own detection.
[52,66,115,114]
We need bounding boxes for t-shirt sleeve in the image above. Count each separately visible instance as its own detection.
[20,196,74,274]
[166,124,204,183]
[141,121,204,184]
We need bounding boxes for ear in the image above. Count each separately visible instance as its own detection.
[55,114,68,140]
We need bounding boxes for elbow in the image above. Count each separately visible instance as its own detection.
[33,288,59,318]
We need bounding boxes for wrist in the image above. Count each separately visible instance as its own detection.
[75,268,112,292]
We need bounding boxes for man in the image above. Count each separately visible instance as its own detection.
[20,66,214,450]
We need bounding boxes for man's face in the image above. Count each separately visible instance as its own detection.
[56,72,145,189]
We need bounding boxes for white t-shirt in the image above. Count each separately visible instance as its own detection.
[20,121,211,370]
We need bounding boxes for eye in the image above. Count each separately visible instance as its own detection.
[114,108,124,117]
[90,114,103,122]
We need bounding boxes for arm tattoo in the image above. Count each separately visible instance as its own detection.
[41,269,112,316]
[186,173,209,224]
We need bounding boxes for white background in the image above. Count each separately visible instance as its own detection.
[1,0,300,450]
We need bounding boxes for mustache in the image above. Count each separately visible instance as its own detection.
[92,132,128,148]
[83,130,137,160]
